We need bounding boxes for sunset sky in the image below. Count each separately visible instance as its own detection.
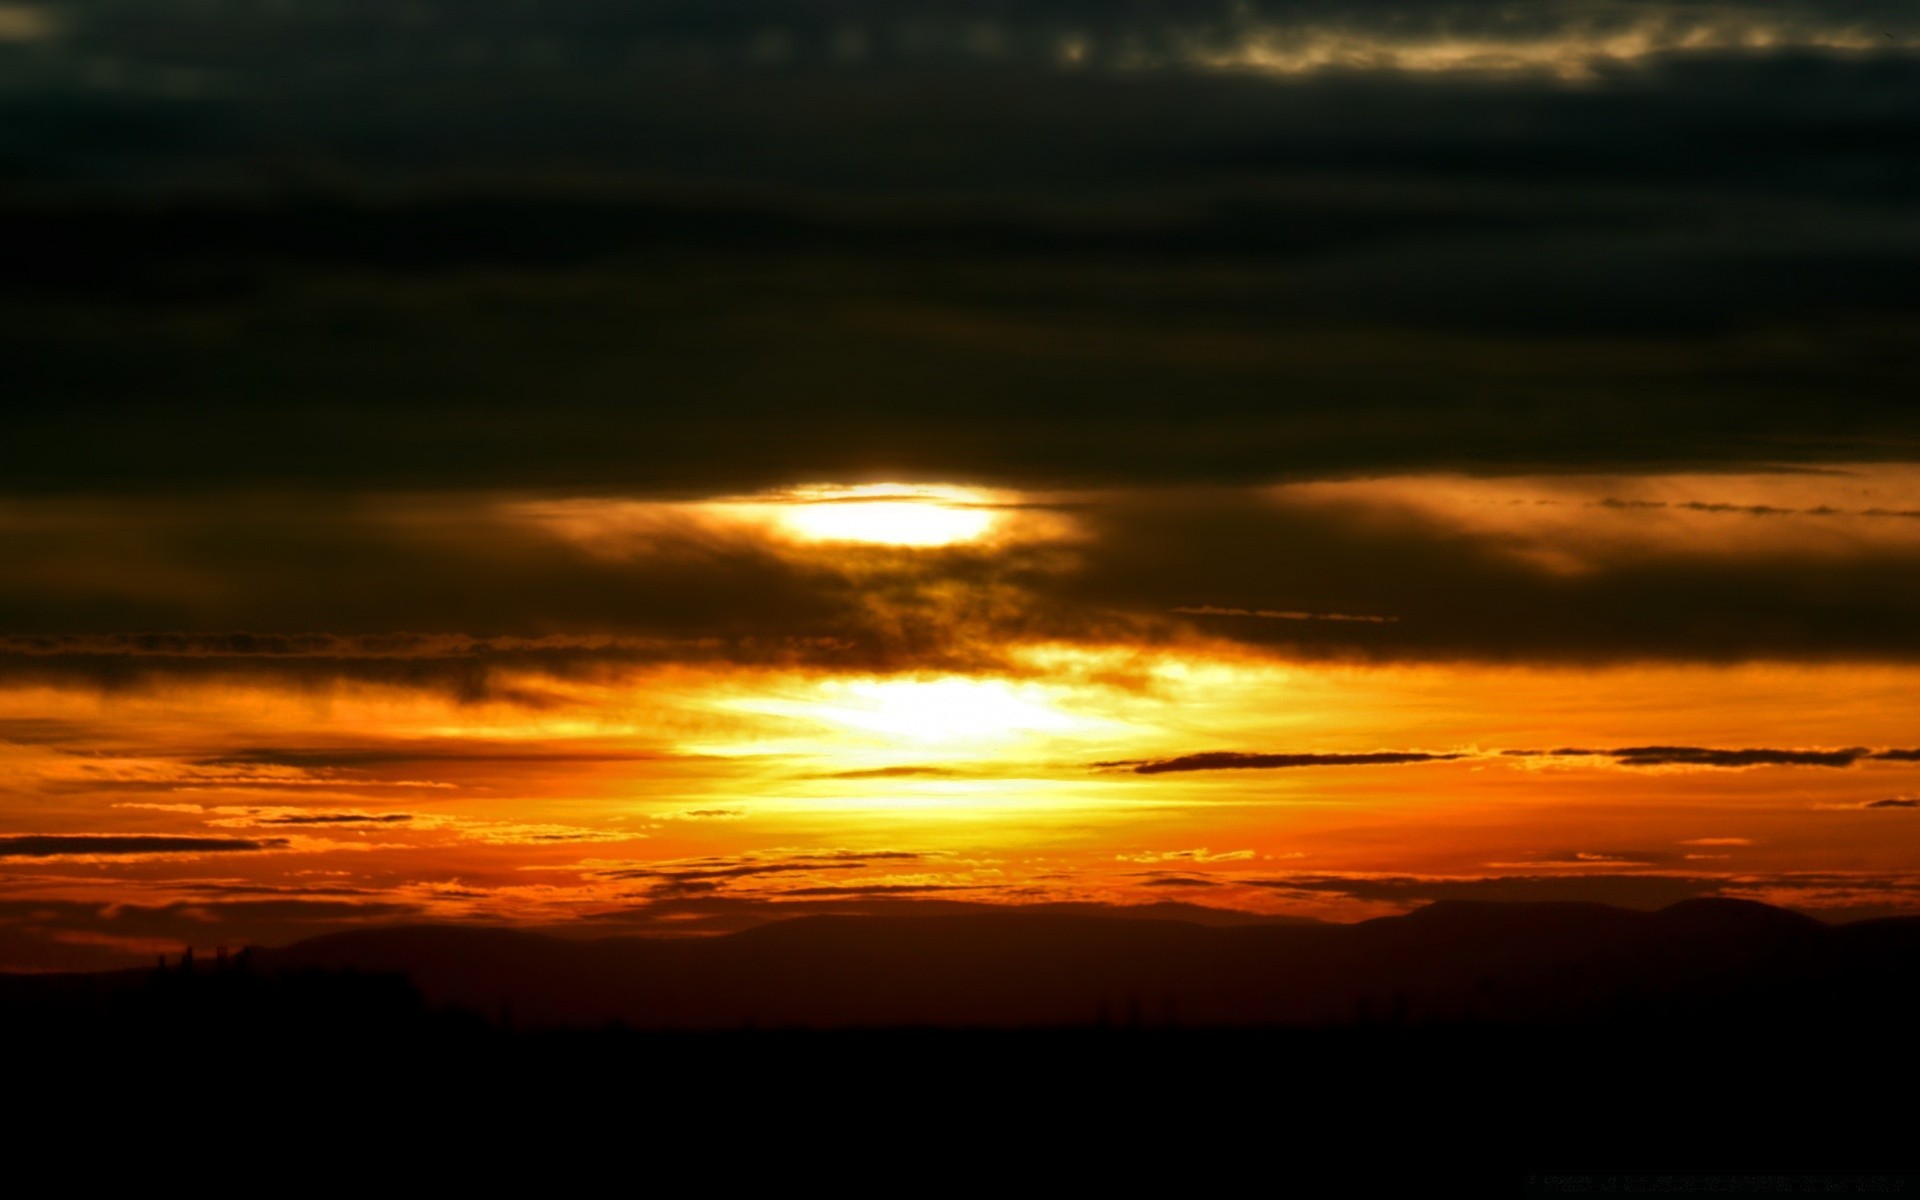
[5,0,1920,969]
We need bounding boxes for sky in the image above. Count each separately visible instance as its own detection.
[4,0,1920,969]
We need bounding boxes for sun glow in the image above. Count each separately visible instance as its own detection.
[770,484,1000,546]
[725,676,1088,748]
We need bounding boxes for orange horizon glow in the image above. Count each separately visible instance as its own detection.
[8,467,1920,968]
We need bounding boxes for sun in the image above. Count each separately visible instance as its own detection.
[770,484,1000,547]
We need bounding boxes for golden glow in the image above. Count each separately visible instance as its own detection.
[0,5,58,43]
[1198,22,1911,80]
[9,650,1920,957]
[14,471,1920,966]
[501,481,1024,553]
[1275,465,1920,574]
[722,676,1093,748]
[769,484,1000,546]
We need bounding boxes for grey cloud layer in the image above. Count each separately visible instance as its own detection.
[1060,491,1920,662]
[4,2,1919,496]
[7,488,1920,679]
[3,4,1916,673]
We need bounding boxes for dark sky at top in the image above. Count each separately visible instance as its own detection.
[4,0,1918,494]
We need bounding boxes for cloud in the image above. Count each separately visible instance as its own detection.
[1101,751,1467,775]
[4,4,1920,511]
[1105,743,1920,776]
[106,803,432,832]
[12,469,1920,687]
[455,823,635,846]
[1864,797,1920,809]
[182,883,387,898]
[0,5,56,43]
[1116,849,1257,863]
[1595,498,1920,520]
[0,835,290,859]
[814,766,963,779]
[1505,745,1920,768]
[1059,489,1920,665]
[0,496,1103,687]
[1245,869,1920,916]
[250,813,414,826]
[197,743,691,769]
[1135,875,1225,889]
[1169,606,1398,624]
[772,884,980,898]
[593,851,929,888]
[3,3,1917,966]
[1556,746,1872,768]
[1247,872,1729,908]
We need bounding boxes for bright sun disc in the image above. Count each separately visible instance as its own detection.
[774,484,999,546]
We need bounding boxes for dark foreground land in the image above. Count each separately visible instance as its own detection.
[6,899,1917,1188]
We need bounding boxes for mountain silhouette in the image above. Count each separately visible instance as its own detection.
[9,897,1918,1178]
[240,898,1912,1031]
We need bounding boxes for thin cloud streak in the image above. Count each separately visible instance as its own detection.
[0,835,291,859]
[1103,745,1920,774]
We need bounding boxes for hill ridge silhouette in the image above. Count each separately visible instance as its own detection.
[228,898,1920,1031]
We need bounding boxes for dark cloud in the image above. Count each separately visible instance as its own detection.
[773,884,979,897]
[0,4,1913,686]
[0,718,95,745]
[1595,499,1920,520]
[1248,873,1730,909]
[182,883,387,898]
[1103,743,1920,774]
[11,185,1919,496]
[197,744,687,769]
[1172,606,1398,624]
[1548,745,1920,767]
[16,464,1920,680]
[251,813,414,826]
[1557,746,1871,768]
[1248,870,1920,914]
[1136,875,1224,889]
[1054,490,1920,664]
[597,851,927,886]
[0,499,1096,688]
[0,835,291,858]
[3,1,1919,500]
[16,454,1920,688]
[1865,797,1920,808]
[1102,751,1466,775]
